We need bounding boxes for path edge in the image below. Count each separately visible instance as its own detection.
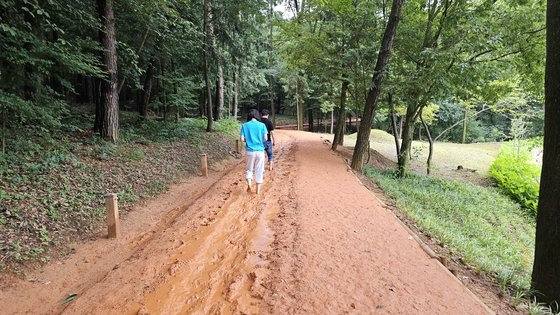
[341,157,496,315]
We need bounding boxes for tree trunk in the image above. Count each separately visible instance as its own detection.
[332,80,349,150]
[531,0,560,307]
[214,65,224,120]
[96,0,119,142]
[389,93,401,157]
[397,105,419,176]
[462,104,468,143]
[161,59,167,121]
[203,0,213,132]
[227,86,232,118]
[233,61,239,120]
[351,0,404,171]
[139,60,154,118]
[1,106,6,155]
[93,78,103,133]
[419,109,433,175]
[295,78,303,131]
[308,109,314,132]
[398,115,403,139]
[330,110,334,134]
[269,0,276,127]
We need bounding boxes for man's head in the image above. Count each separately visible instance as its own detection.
[247,108,261,121]
[261,109,270,118]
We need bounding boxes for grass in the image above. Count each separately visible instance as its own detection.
[364,166,535,292]
[0,111,240,273]
[346,129,501,177]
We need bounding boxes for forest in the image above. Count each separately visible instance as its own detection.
[1,0,559,312]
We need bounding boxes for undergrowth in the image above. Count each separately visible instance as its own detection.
[0,109,239,273]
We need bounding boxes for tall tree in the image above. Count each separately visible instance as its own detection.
[332,80,349,150]
[203,0,214,131]
[96,0,119,142]
[232,59,239,120]
[269,0,276,126]
[215,66,224,120]
[350,0,404,171]
[531,0,560,306]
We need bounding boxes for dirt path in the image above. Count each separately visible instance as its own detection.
[0,131,492,314]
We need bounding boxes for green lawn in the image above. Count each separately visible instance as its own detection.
[346,129,501,180]
[364,166,535,292]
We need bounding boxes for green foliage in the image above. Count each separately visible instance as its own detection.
[364,166,535,292]
[489,140,541,215]
[0,111,238,269]
[120,118,239,144]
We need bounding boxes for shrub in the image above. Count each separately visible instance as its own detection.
[489,141,541,215]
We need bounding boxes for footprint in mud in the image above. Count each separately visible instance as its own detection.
[225,275,244,301]
[212,251,224,262]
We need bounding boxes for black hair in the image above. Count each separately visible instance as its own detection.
[261,109,270,116]
[247,108,261,121]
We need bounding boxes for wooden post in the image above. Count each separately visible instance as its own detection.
[105,193,120,238]
[236,139,241,153]
[201,154,208,177]
[438,255,449,267]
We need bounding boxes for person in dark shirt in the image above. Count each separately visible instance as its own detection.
[260,109,275,171]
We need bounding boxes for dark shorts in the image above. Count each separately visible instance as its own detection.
[264,140,274,161]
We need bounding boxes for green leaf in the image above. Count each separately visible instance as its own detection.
[62,294,77,305]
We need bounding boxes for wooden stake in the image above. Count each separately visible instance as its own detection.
[105,193,120,238]
[201,154,208,177]
[438,255,449,267]
[236,139,241,153]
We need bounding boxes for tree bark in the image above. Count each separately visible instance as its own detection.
[308,108,314,132]
[351,0,404,171]
[330,110,334,134]
[93,78,103,133]
[1,106,6,155]
[295,77,303,131]
[419,109,433,175]
[269,0,276,127]
[462,103,468,143]
[332,80,349,150]
[214,65,224,120]
[161,58,167,121]
[232,61,239,120]
[389,93,401,157]
[531,0,560,307]
[96,0,119,143]
[397,104,419,176]
[398,115,403,139]
[139,60,154,119]
[203,0,213,132]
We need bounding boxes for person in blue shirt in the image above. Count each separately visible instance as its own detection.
[240,109,268,194]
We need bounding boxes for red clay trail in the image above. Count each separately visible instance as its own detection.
[0,131,492,314]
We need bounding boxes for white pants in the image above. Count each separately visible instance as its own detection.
[246,151,265,184]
